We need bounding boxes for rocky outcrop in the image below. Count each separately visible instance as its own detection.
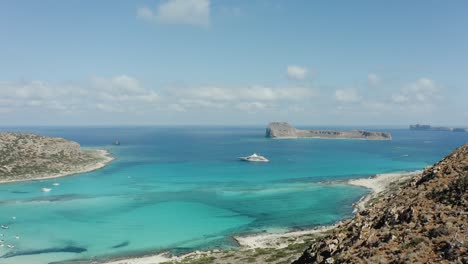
[0,132,112,182]
[266,122,392,140]
[293,144,468,264]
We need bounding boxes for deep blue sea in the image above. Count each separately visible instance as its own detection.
[0,126,466,264]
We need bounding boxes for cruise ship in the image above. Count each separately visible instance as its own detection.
[239,153,269,162]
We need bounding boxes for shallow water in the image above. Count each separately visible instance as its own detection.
[0,126,466,263]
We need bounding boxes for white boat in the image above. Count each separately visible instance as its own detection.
[1,225,8,229]
[52,183,60,186]
[239,153,269,162]
[7,244,14,249]
[41,188,52,192]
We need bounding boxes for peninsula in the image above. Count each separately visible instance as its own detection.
[266,122,392,140]
[0,132,113,183]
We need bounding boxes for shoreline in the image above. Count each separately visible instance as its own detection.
[100,170,420,264]
[347,170,421,211]
[0,149,114,184]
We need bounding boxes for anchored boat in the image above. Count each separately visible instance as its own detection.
[239,153,269,162]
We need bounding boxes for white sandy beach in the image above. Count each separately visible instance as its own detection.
[102,253,173,264]
[347,171,420,210]
[233,225,337,249]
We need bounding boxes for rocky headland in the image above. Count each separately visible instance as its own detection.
[266,122,392,140]
[294,144,468,264]
[0,132,113,183]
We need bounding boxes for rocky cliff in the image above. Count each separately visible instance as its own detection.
[266,122,392,140]
[0,132,112,182]
[293,144,468,264]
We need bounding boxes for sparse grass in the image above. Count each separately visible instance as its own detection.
[285,242,308,253]
[401,237,425,250]
[163,256,216,264]
[265,250,289,262]
[252,248,273,257]
[242,256,257,263]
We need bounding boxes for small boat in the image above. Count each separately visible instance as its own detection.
[114,140,120,146]
[11,216,16,220]
[239,153,269,162]
[52,183,60,186]
[41,188,52,192]
[1,225,8,229]
[7,244,14,249]
[15,235,20,239]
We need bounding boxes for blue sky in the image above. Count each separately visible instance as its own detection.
[0,0,467,126]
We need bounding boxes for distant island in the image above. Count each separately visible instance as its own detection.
[410,124,468,132]
[0,132,113,183]
[266,122,392,140]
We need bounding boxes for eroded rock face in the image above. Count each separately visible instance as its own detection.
[266,122,298,138]
[266,122,392,140]
[293,144,468,264]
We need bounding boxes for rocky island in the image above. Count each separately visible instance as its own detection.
[410,124,468,132]
[266,122,392,140]
[0,132,113,183]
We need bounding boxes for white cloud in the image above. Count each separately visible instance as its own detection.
[287,65,307,80]
[401,78,438,94]
[391,94,409,104]
[0,76,320,117]
[393,78,441,104]
[334,89,361,103]
[136,6,154,21]
[368,73,380,86]
[137,0,210,27]
[171,85,317,102]
[236,102,267,111]
[0,75,160,114]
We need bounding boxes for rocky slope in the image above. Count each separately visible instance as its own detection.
[0,132,112,182]
[266,122,392,140]
[294,144,468,264]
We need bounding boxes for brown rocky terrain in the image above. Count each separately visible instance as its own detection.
[266,122,392,140]
[0,132,113,183]
[294,144,468,264]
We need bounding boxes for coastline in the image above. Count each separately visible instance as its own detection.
[0,149,114,184]
[347,170,421,211]
[100,170,420,264]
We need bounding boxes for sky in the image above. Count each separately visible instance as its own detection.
[0,0,467,126]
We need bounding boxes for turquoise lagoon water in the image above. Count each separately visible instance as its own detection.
[0,126,467,264]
